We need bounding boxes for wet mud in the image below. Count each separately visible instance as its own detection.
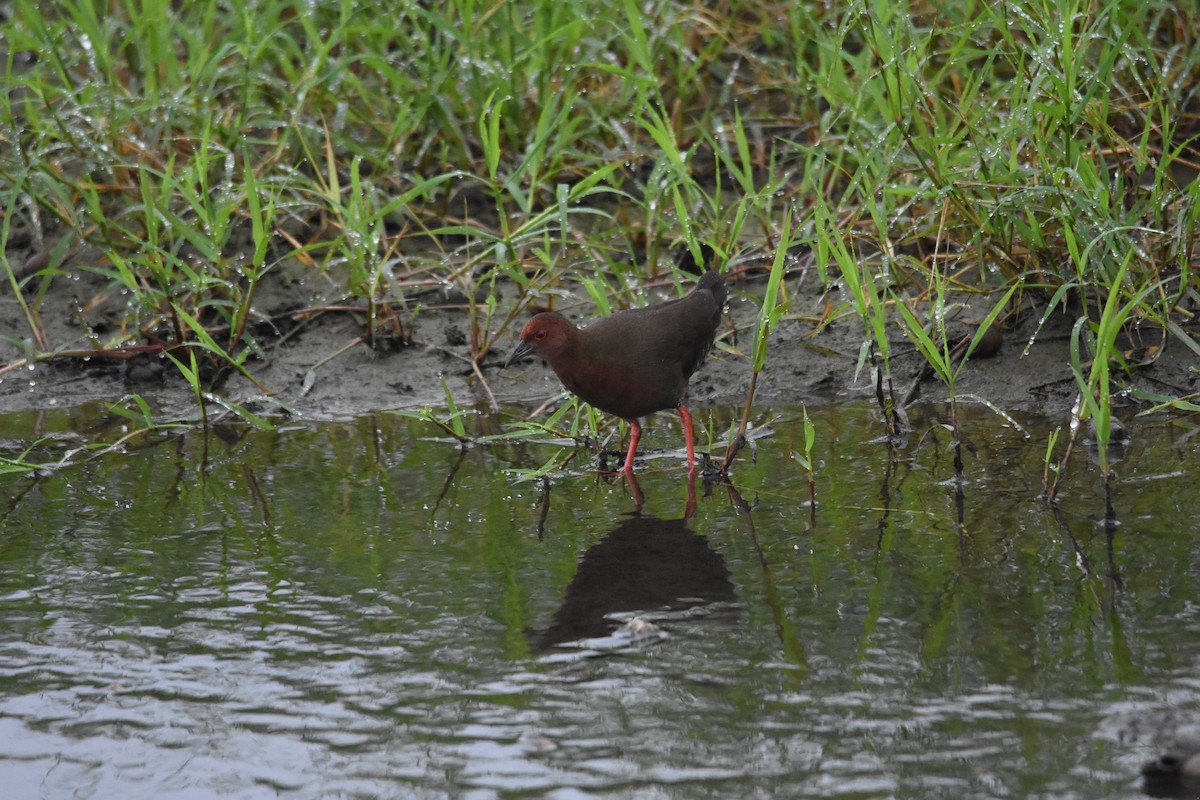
[1,251,1196,426]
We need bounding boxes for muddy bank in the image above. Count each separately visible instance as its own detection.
[1,260,1195,427]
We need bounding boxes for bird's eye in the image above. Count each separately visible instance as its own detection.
[535,330,547,340]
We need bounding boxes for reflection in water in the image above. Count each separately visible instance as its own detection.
[534,513,735,650]
[1142,737,1200,798]
[1,404,1199,797]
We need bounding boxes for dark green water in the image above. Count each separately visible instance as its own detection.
[1,402,1197,798]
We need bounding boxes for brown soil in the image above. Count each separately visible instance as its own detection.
[2,250,1196,426]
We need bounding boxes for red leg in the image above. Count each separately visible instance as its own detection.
[617,419,641,475]
[677,403,696,473]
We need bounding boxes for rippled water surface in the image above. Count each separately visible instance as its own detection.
[1,402,1198,799]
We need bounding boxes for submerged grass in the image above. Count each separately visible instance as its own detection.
[2,0,1198,479]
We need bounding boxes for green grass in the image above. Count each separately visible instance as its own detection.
[2,0,1198,474]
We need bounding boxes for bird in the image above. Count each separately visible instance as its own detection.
[504,269,728,475]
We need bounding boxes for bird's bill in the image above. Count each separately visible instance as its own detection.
[503,339,535,368]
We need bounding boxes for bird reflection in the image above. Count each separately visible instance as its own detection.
[533,513,735,651]
[1142,737,1200,798]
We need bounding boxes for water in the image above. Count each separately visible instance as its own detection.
[0,402,1197,799]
